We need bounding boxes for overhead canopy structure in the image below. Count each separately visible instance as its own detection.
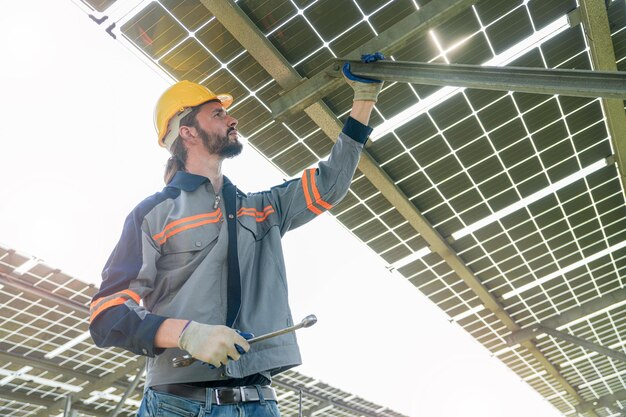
[66,0,626,416]
[0,245,408,417]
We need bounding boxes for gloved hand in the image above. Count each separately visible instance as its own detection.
[205,330,254,369]
[177,321,250,368]
[342,52,385,103]
[234,331,254,355]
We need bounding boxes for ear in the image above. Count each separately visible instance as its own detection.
[179,125,196,141]
[178,126,191,139]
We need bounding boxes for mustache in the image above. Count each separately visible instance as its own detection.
[227,127,237,134]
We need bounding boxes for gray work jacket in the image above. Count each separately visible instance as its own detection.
[89,117,371,388]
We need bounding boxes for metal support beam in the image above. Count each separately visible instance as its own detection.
[0,271,89,314]
[0,350,93,382]
[507,287,626,345]
[539,325,626,364]
[108,362,146,417]
[269,0,475,120]
[580,0,626,198]
[205,1,597,414]
[46,357,145,417]
[0,350,139,396]
[339,59,626,99]
[576,389,626,414]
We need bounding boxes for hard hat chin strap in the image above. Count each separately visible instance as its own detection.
[163,108,193,152]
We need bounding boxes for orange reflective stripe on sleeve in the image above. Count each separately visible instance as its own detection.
[302,169,333,215]
[308,169,333,210]
[89,289,141,323]
[301,169,323,215]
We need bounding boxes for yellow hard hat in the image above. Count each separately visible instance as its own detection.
[154,80,233,150]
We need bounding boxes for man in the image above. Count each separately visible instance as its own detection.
[89,55,384,416]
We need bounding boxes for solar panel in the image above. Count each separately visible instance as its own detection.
[67,0,626,415]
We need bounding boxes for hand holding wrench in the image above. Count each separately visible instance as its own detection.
[172,314,317,368]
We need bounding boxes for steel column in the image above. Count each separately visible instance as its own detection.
[63,394,75,417]
[108,362,146,417]
[339,60,626,99]
[506,287,626,345]
[580,0,626,199]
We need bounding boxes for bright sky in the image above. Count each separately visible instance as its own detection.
[0,1,563,416]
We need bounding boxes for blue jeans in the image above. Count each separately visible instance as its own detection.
[137,387,282,417]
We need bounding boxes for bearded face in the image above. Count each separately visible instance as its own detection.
[197,125,243,158]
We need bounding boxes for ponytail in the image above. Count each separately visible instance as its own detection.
[164,139,187,184]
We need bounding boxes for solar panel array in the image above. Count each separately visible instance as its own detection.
[68,0,626,416]
[0,244,408,417]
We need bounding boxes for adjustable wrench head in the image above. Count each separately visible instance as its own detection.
[301,314,317,328]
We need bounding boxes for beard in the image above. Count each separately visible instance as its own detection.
[198,126,243,158]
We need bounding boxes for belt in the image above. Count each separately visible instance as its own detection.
[152,384,277,405]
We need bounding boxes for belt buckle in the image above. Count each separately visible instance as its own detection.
[215,388,224,405]
[214,387,244,405]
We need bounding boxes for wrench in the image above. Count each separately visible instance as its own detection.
[172,314,317,368]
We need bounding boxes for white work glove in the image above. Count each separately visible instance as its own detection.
[342,52,385,103]
[177,321,250,368]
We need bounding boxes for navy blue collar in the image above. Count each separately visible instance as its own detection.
[167,171,208,192]
[167,171,237,193]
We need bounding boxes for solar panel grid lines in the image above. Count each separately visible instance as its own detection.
[370,8,577,141]
[460,180,620,282]
[412,22,580,335]
[382,112,606,237]
[463,180,616,264]
[501,241,626,304]
[460,192,616,300]
[417,114,608,231]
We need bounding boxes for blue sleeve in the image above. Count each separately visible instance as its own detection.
[89,190,176,357]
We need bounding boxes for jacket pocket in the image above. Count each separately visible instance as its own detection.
[159,221,221,255]
[237,211,277,242]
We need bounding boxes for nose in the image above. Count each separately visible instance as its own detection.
[227,115,238,128]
